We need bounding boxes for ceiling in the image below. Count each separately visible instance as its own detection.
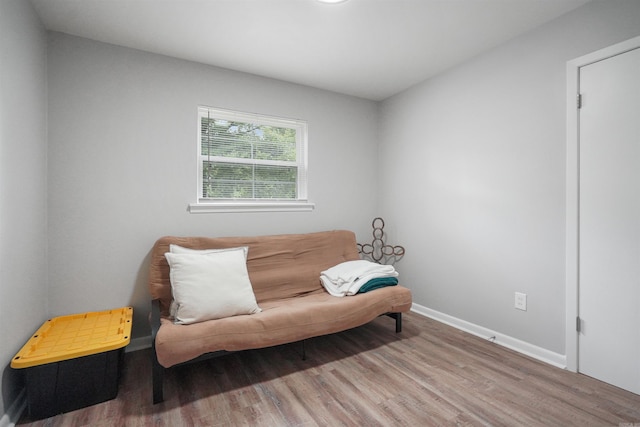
[31,0,591,101]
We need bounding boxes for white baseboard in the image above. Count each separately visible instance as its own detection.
[410,303,567,369]
[0,389,26,427]
[118,311,567,370]
[126,335,152,353]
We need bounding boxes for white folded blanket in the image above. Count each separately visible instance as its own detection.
[320,260,398,297]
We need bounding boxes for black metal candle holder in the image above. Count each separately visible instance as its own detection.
[357,217,405,265]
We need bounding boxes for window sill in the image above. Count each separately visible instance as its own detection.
[188,200,315,214]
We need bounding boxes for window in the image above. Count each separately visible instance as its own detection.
[190,106,312,213]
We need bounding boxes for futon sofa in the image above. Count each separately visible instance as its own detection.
[148,230,412,403]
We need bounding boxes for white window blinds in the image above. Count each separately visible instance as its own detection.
[197,106,308,202]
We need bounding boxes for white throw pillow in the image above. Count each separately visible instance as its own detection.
[164,247,261,324]
[167,245,250,318]
[169,244,249,259]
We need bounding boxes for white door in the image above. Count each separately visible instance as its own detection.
[578,46,640,394]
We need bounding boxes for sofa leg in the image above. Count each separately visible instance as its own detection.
[385,312,402,333]
[300,339,307,361]
[150,299,165,404]
[395,312,402,333]
[152,355,165,404]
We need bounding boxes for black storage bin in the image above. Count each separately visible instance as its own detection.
[24,348,124,420]
[11,307,133,420]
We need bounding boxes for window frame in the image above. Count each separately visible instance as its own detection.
[189,106,314,213]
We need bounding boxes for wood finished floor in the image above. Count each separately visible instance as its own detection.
[17,312,640,426]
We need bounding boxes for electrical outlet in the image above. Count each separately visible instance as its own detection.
[515,292,527,311]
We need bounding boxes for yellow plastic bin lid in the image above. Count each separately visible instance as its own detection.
[11,307,133,369]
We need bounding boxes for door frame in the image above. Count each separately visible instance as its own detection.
[565,35,640,373]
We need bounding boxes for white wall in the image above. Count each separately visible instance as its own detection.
[0,0,48,421]
[379,0,640,355]
[47,33,380,339]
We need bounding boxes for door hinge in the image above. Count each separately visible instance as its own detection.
[577,93,583,109]
[576,316,581,333]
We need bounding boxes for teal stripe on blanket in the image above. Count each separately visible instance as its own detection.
[357,277,399,294]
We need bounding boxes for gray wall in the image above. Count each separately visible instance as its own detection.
[0,0,48,420]
[4,0,640,420]
[46,33,380,339]
[379,0,640,355]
